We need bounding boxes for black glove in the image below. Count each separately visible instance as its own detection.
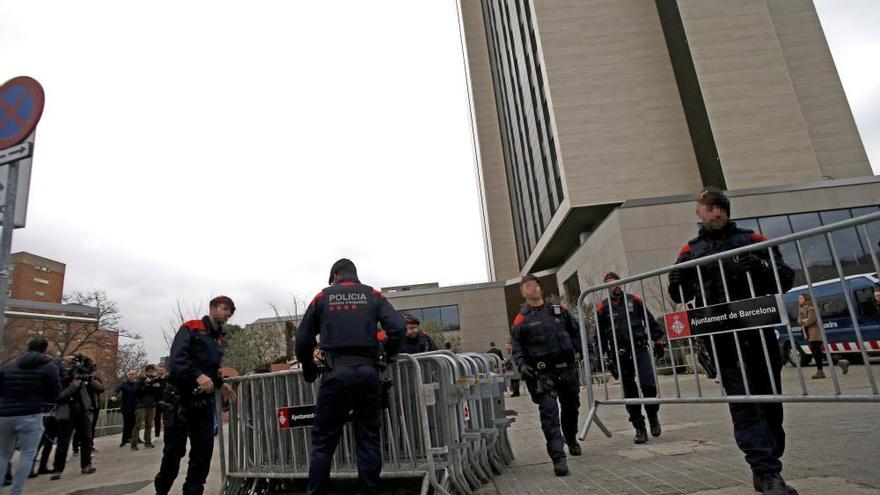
[668,269,683,286]
[653,341,666,360]
[520,364,536,380]
[303,363,319,383]
[735,253,767,273]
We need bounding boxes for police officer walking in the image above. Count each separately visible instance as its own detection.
[668,188,795,495]
[399,314,437,354]
[154,296,238,495]
[595,271,665,444]
[295,259,405,495]
[510,274,582,476]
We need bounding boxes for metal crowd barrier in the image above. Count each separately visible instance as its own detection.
[577,211,880,440]
[218,351,514,495]
[94,407,123,437]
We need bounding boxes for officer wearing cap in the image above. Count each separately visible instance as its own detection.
[668,188,796,495]
[400,314,438,354]
[295,259,405,495]
[595,271,665,444]
[155,295,237,495]
[510,274,583,476]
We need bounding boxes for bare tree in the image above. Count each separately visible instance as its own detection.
[162,299,204,352]
[116,341,149,379]
[54,290,140,359]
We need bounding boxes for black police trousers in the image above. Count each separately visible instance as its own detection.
[309,363,382,495]
[719,329,785,475]
[619,347,659,427]
[525,367,580,462]
[154,401,215,495]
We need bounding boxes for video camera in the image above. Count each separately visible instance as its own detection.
[61,354,96,383]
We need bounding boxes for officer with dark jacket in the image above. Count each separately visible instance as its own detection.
[154,296,238,495]
[112,370,139,447]
[510,274,582,476]
[668,188,795,495]
[295,259,405,495]
[595,271,666,444]
[0,338,61,494]
[399,314,437,354]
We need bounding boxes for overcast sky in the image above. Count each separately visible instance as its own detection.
[1,1,878,362]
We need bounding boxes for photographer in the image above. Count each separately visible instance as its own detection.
[131,365,162,450]
[50,354,102,480]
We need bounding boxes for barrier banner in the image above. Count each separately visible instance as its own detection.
[664,295,785,340]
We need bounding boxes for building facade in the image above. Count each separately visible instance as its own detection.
[394,0,878,352]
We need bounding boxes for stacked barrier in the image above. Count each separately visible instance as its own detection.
[218,351,515,495]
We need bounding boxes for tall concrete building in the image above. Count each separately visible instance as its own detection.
[387,0,878,352]
[460,0,871,279]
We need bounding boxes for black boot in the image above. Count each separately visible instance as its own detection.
[567,441,582,456]
[753,472,799,494]
[634,425,648,444]
[648,415,661,437]
[756,473,787,495]
[553,458,569,476]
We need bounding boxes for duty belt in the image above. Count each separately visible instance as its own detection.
[326,354,376,368]
[534,360,570,371]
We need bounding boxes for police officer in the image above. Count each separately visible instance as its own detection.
[668,188,795,495]
[295,259,405,495]
[510,274,582,476]
[154,295,238,495]
[595,271,665,444]
[399,314,437,354]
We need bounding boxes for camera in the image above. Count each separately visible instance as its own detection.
[61,353,96,383]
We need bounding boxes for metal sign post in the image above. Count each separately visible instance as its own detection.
[0,76,45,346]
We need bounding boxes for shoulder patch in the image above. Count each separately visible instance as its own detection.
[512,314,525,326]
[596,302,606,312]
[678,243,693,258]
[184,320,206,333]
[750,232,767,242]
[371,289,385,299]
[632,294,643,302]
[311,291,326,305]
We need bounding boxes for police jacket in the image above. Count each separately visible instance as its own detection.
[595,293,663,354]
[668,222,794,307]
[295,276,405,367]
[400,331,437,354]
[0,352,61,417]
[510,301,583,370]
[168,316,226,394]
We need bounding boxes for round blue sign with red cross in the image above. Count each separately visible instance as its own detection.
[0,76,45,150]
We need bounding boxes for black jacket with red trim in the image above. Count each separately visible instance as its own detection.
[595,293,662,354]
[667,222,794,307]
[294,276,405,367]
[168,316,226,393]
[509,301,582,370]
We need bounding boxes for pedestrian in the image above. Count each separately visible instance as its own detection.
[595,271,666,444]
[154,296,237,495]
[874,283,880,312]
[668,187,796,495]
[399,314,437,354]
[797,293,848,379]
[444,342,454,352]
[33,414,59,477]
[112,370,139,448]
[73,369,103,457]
[486,342,503,360]
[295,258,405,495]
[502,342,521,397]
[510,274,583,476]
[154,366,167,438]
[131,364,162,450]
[0,338,61,495]
[51,354,102,479]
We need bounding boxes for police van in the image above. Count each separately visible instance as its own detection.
[776,273,880,367]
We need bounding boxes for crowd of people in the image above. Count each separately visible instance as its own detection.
[0,340,171,495]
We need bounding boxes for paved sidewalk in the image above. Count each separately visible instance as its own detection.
[14,365,880,494]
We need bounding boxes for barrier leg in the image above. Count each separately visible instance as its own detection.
[578,404,612,441]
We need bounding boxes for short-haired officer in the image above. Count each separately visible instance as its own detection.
[668,188,795,495]
[295,259,405,495]
[595,271,665,444]
[154,296,237,495]
[399,314,437,354]
[510,274,582,476]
